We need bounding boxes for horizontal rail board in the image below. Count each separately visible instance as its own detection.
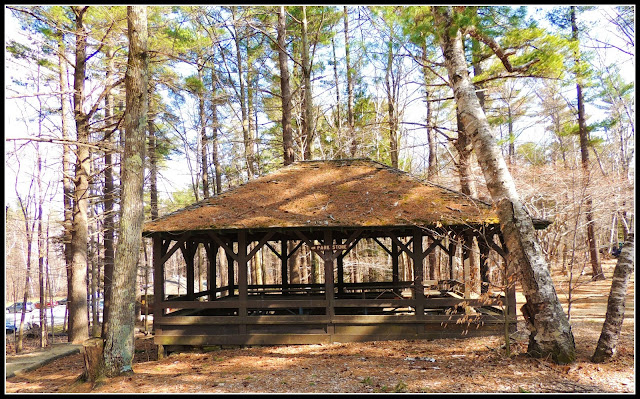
[155,334,332,346]
[156,315,331,325]
[155,313,511,325]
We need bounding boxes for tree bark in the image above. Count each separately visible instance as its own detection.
[103,5,148,377]
[434,6,576,364]
[198,64,210,198]
[385,36,399,169]
[571,6,603,281]
[277,6,294,166]
[344,6,357,157]
[421,43,437,180]
[301,6,314,160]
[210,67,223,193]
[592,234,634,363]
[148,85,158,220]
[57,30,74,335]
[232,6,255,178]
[37,142,46,347]
[69,5,90,344]
[82,337,105,383]
[102,45,116,338]
[331,37,342,135]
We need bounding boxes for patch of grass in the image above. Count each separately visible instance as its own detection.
[393,381,408,393]
[376,381,409,393]
[360,376,373,385]
[202,346,221,352]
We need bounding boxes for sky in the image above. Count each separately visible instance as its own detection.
[4,5,635,214]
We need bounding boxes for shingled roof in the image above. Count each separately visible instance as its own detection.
[143,159,501,234]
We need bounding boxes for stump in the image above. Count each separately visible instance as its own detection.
[82,337,105,382]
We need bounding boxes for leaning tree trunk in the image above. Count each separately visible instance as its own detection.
[434,7,576,364]
[592,234,634,363]
[103,5,148,377]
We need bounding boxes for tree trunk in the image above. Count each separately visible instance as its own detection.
[434,7,576,364]
[421,43,437,180]
[592,234,634,362]
[210,68,223,194]
[331,37,342,135]
[103,6,148,377]
[232,6,255,178]
[198,64,210,199]
[277,6,294,166]
[571,6,603,281]
[82,337,105,383]
[148,85,158,220]
[37,142,46,347]
[385,37,399,169]
[69,5,90,344]
[344,6,356,157]
[301,6,314,160]
[57,31,74,336]
[102,45,116,338]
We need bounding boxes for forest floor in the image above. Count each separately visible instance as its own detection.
[5,259,635,393]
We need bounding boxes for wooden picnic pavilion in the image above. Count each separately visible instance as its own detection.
[142,159,549,356]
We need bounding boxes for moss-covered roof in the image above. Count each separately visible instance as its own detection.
[143,159,501,234]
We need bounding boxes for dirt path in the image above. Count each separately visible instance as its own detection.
[5,260,634,393]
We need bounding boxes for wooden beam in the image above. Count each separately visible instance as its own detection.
[372,237,392,255]
[294,231,316,255]
[247,231,275,260]
[265,242,281,257]
[159,232,191,265]
[420,230,450,254]
[207,231,239,262]
[389,232,414,257]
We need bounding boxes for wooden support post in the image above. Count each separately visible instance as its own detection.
[227,251,234,296]
[462,238,471,300]
[324,230,335,338]
[448,240,457,280]
[497,232,516,326]
[391,241,400,296]
[205,243,218,300]
[238,231,248,325]
[478,237,490,294]
[324,231,335,314]
[153,236,165,319]
[412,228,425,319]
[281,240,288,295]
[337,254,344,295]
[182,242,196,300]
